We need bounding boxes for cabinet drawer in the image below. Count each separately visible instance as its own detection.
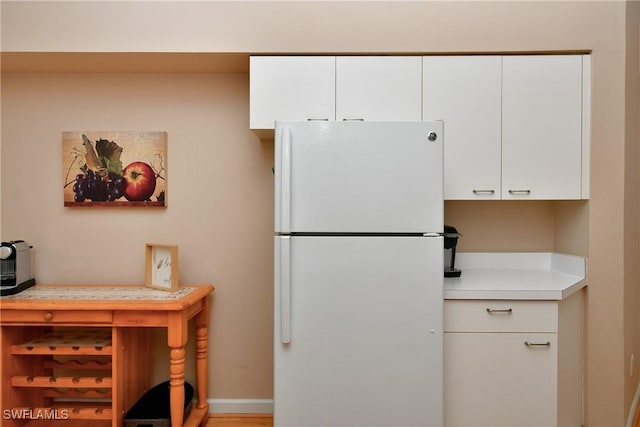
[1,310,112,324]
[444,300,558,332]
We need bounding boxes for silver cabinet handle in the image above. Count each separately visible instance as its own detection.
[525,341,551,347]
[473,189,495,194]
[486,308,512,314]
[508,189,531,194]
[342,118,365,121]
[307,118,329,121]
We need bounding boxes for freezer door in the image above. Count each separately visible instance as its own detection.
[274,235,443,427]
[275,121,443,233]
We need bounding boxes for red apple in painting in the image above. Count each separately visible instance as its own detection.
[123,162,157,201]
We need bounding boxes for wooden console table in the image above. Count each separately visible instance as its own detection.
[0,284,214,427]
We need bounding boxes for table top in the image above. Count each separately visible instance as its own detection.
[0,284,214,311]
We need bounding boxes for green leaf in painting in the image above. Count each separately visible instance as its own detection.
[96,139,124,176]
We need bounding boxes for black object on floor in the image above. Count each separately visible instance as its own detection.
[124,380,194,427]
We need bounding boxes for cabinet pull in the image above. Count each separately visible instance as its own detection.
[486,308,512,314]
[473,189,495,195]
[508,189,531,195]
[342,118,365,121]
[524,341,551,347]
[306,118,329,121]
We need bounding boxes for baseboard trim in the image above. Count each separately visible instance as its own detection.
[628,382,640,427]
[208,398,274,414]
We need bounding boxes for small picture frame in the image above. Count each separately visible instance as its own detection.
[145,244,179,292]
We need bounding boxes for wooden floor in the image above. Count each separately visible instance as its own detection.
[206,403,640,427]
[207,414,273,427]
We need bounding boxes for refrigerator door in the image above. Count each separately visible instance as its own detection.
[274,235,443,427]
[275,121,443,233]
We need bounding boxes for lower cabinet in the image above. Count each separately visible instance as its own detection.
[444,293,583,426]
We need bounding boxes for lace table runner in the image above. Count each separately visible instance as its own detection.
[1,285,196,301]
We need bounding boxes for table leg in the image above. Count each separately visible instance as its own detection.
[170,345,186,427]
[195,298,210,412]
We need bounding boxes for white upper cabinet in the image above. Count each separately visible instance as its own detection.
[249,56,422,132]
[502,55,584,200]
[250,54,590,200]
[424,54,588,200]
[249,56,336,131]
[336,56,422,121]
[423,56,502,200]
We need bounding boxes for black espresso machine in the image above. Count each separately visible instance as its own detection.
[1,240,36,296]
[444,225,462,278]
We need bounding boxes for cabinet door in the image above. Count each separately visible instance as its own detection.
[502,55,583,199]
[423,56,502,199]
[445,332,558,426]
[336,56,422,121]
[249,56,336,130]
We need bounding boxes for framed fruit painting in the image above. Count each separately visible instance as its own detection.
[63,131,167,207]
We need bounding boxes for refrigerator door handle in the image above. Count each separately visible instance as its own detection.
[281,127,292,232]
[280,236,291,344]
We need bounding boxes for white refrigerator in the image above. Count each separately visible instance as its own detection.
[274,121,444,427]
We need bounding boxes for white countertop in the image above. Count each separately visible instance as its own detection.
[444,252,586,300]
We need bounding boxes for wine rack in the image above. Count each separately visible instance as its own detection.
[11,328,112,421]
[2,326,149,427]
